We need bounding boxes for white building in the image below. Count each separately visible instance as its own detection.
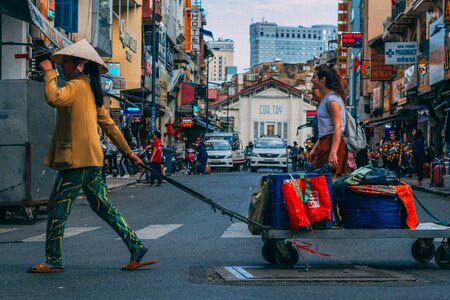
[213,79,316,146]
[206,39,235,83]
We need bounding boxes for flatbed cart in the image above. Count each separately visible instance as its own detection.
[139,164,450,270]
[259,224,450,269]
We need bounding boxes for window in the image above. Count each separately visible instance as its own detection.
[303,34,306,38]
[281,33,284,37]
[55,0,79,33]
[308,34,311,39]
[283,123,288,139]
[254,122,258,140]
[286,33,290,37]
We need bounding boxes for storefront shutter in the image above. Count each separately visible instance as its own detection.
[55,0,78,33]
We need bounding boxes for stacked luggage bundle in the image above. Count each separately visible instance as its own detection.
[247,173,334,234]
[334,167,419,229]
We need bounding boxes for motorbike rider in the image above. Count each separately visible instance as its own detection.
[243,141,254,170]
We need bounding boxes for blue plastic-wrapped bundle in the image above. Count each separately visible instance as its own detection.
[337,187,406,229]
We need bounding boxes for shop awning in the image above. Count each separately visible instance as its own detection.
[363,112,416,127]
[194,119,221,131]
[0,0,32,23]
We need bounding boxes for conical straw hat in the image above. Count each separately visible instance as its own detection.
[51,39,108,74]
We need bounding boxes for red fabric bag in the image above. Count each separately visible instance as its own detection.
[281,175,332,229]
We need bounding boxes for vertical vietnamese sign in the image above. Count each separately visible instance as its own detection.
[190,7,200,52]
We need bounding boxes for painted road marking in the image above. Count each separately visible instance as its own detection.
[220,222,258,238]
[134,224,183,240]
[22,227,101,242]
[0,228,17,234]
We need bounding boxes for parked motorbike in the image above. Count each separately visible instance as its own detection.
[171,153,184,174]
[185,148,197,175]
[135,147,151,182]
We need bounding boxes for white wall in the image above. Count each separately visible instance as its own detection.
[238,88,314,146]
[1,15,28,79]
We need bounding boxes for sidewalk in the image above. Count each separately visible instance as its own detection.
[105,173,140,191]
[401,176,450,198]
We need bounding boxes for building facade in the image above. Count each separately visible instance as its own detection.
[249,20,337,66]
[206,38,235,83]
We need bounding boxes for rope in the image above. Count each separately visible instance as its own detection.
[140,163,271,233]
[412,191,450,227]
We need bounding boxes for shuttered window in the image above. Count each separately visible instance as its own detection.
[55,0,79,33]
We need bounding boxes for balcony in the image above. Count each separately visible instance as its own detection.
[385,0,416,39]
[409,0,436,13]
[392,0,407,21]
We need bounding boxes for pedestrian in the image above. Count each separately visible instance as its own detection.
[149,131,163,186]
[104,137,119,178]
[383,131,403,177]
[195,137,208,174]
[308,64,348,181]
[119,126,132,179]
[412,128,425,185]
[291,141,299,171]
[28,39,156,273]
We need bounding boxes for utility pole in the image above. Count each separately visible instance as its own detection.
[150,0,157,136]
[226,83,230,132]
[205,61,209,135]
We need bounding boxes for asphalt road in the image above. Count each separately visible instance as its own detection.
[1,170,449,299]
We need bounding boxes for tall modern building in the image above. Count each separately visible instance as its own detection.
[249,21,337,66]
[207,38,235,83]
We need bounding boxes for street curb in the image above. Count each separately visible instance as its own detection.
[107,181,137,192]
[411,185,450,198]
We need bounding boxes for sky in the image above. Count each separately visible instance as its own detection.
[203,0,338,72]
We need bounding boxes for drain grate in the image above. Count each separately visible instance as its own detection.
[214,265,415,282]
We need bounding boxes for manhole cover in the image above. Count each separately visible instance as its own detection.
[214,265,415,282]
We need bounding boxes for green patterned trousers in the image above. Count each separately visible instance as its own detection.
[45,167,144,266]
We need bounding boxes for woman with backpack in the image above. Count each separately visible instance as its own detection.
[309,64,347,181]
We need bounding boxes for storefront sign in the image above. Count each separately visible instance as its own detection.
[259,105,283,115]
[371,54,394,81]
[384,84,391,112]
[159,23,167,66]
[429,16,446,85]
[337,56,347,65]
[385,42,418,65]
[391,79,406,105]
[190,7,201,52]
[109,108,121,125]
[119,19,137,53]
[404,65,417,90]
[418,55,431,94]
[372,86,381,110]
[361,60,371,79]
[338,23,348,32]
[28,1,71,49]
[341,32,362,48]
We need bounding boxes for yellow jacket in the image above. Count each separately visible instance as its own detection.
[43,70,131,170]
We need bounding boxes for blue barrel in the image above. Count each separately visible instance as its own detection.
[162,147,174,174]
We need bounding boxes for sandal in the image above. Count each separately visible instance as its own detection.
[121,247,157,271]
[27,263,64,273]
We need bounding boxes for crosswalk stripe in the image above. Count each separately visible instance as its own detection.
[134,224,183,240]
[220,222,258,238]
[22,227,101,242]
[0,228,17,234]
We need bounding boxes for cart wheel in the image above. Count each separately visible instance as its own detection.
[411,239,435,263]
[435,245,450,269]
[262,242,276,264]
[273,241,299,268]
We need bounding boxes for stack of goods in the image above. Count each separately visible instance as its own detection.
[334,167,419,229]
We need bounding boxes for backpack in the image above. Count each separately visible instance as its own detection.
[342,109,367,153]
[326,98,367,153]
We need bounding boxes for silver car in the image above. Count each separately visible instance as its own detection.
[250,137,288,173]
[205,139,234,171]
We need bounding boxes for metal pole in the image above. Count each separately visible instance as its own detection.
[205,60,209,135]
[226,84,230,132]
[150,0,157,135]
